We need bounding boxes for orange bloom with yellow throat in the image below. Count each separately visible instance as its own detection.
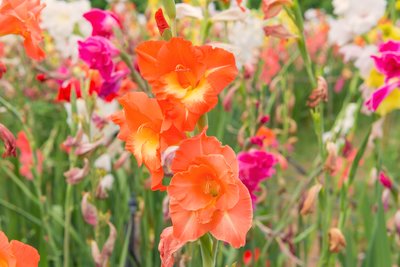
[136,38,238,131]
[0,0,46,61]
[111,92,185,191]
[167,131,253,247]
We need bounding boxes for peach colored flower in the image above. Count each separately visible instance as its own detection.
[0,0,46,60]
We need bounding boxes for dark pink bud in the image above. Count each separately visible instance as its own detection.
[379,171,392,189]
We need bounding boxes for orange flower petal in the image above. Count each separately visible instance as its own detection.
[172,131,238,176]
[168,164,218,210]
[10,240,40,267]
[200,45,238,95]
[210,181,253,248]
[0,231,16,267]
[110,110,130,141]
[169,198,213,243]
[0,0,45,61]
[135,40,165,82]
[118,92,163,131]
[158,227,185,267]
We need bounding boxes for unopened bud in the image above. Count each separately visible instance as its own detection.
[161,146,179,176]
[307,76,328,108]
[262,0,292,19]
[324,142,338,176]
[395,210,400,236]
[81,193,98,226]
[379,171,392,189]
[300,183,322,215]
[328,228,346,253]
[381,188,391,211]
[64,158,90,184]
[155,8,171,39]
[0,61,6,79]
[0,123,16,158]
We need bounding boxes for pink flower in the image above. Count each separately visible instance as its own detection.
[16,131,43,180]
[365,40,400,112]
[83,8,121,38]
[238,150,277,205]
[379,171,392,189]
[372,40,400,81]
[78,36,119,79]
[365,80,400,111]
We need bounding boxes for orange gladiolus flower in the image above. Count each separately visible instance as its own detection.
[136,37,237,131]
[0,231,40,267]
[166,131,252,253]
[111,92,185,190]
[0,0,46,61]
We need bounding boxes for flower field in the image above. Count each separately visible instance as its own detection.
[1,0,400,266]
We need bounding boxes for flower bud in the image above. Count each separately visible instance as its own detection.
[36,73,47,82]
[328,228,346,253]
[262,0,292,19]
[300,183,322,215]
[96,174,114,199]
[162,0,176,20]
[161,146,179,176]
[81,193,98,226]
[381,188,391,211]
[64,158,90,184]
[395,210,400,236]
[324,142,338,176]
[0,123,16,158]
[379,171,392,189]
[260,115,270,124]
[155,8,171,39]
[307,76,328,108]
[0,61,7,79]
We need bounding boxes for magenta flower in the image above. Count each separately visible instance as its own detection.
[99,69,128,98]
[238,150,277,206]
[379,171,393,189]
[366,40,400,112]
[365,80,400,110]
[372,40,400,81]
[78,36,119,79]
[84,8,121,38]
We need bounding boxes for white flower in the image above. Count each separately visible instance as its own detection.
[176,3,204,20]
[329,0,386,46]
[339,44,377,78]
[227,14,264,68]
[95,154,112,172]
[99,174,114,191]
[332,0,350,15]
[211,7,248,22]
[41,0,91,61]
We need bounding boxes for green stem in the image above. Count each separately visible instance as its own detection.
[120,52,150,94]
[0,198,41,225]
[63,184,73,267]
[199,234,217,267]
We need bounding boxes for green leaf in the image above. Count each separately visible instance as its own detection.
[362,192,392,267]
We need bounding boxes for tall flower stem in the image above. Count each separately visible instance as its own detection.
[289,1,334,265]
[199,234,218,267]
